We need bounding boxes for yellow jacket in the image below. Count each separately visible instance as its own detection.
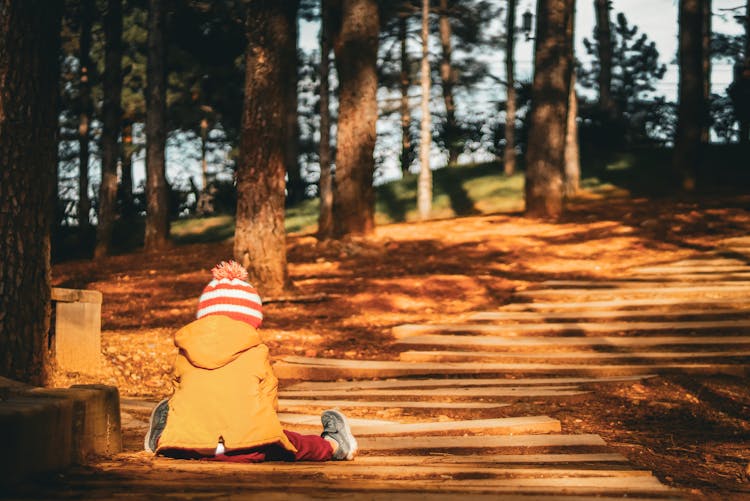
[156,315,296,454]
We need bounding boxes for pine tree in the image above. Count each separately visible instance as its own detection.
[503,0,517,176]
[579,12,668,145]
[95,0,123,258]
[594,0,617,119]
[673,0,706,191]
[317,0,334,239]
[0,0,62,384]
[77,0,94,231]
[418,0,432,219]
[438,0,458,166]
[234,0,296,295]
[524,0,575,219]
[144,0,170,249]
[332,0,380,237]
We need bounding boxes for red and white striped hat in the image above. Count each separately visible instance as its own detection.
[196,261,263,328]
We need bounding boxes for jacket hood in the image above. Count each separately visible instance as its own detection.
[174,315,262,370]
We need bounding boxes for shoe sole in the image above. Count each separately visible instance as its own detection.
[144,398,169,453]
[324,409,358,460]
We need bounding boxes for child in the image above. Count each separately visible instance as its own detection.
[144,260,357,462]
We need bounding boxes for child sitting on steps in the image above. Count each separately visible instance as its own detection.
[144,260,357,462]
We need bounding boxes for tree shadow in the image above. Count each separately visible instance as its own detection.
[377,182,410,223]
[434,168,481,217]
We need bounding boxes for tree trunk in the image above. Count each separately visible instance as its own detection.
[284,0,303,206]
[438,0,459,166]
[332,0,379,237]
[120,119,134,215]
[418,0,432,220]
[317,0,334,239]
[524,0,574,219]
[200,117,209,189]
[0,0,62,384]
[738,0,749,144]
[564,2,579,197]
[701,0,711,143]
[399,13,412,176]
[95,0,123,258]
[504,0,517,176]
[144,0,169,250]
[673,0,705,192]
[78,0,93,230]
[564,72,580,196]
[234,1,295,296]
[594,0,616,119]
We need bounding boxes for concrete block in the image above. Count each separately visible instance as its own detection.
[51,287,103,374]
[0,396,74,486]
[71,384,123,456]
[29,384,123,461]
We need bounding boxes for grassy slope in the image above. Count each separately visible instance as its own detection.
[106,145,750,247]
[172,163,553,243]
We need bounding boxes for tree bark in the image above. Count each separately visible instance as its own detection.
[673,0,705,192]
[332,0,379,237]
[742,0,750,144]
[418,0,432,220]
[594,0,616,119]
[564,72,580,197]
[200,117,209,189]
[78,0,93,230]
[120,119,134,215]
[95,0,123,258]
[701,0,711,143]
[524,0,575,219]
[564,2,579,197]
[504,0,517,176]
[0,0,62,384]
[234,1,295,295]
[399,13,412,176]
[284,0,303,206]
[317,0,334,239]
[438,0,459,165]
[144,0,170,250]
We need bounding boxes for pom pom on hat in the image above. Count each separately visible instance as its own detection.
[197,260,263,328]
[211,260,249,281]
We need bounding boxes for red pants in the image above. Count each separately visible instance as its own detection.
[161,430,334,463]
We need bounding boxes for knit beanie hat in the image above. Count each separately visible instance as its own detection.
[196,261,263,328]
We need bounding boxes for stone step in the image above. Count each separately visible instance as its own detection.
[539,280,750,288]
[398,350,750,363]
[395,334,750,349]
[469,308,750,322]
[358,433,608,450]
[350,416,561,436]
[274,356,748,379]
[281,386,587,399]
[62,474,678,498]
[633,273,750,281]
[516,284,750,299]
[278,398,508,410]
[285,375,652,391]
[498,296,750,311]
[392,320,750,338]
[277,413,397,427]
[350,453,630,464]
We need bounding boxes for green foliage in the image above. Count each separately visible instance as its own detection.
[578,12,670,146]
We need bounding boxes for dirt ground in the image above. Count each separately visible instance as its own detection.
[51,193,750,499]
